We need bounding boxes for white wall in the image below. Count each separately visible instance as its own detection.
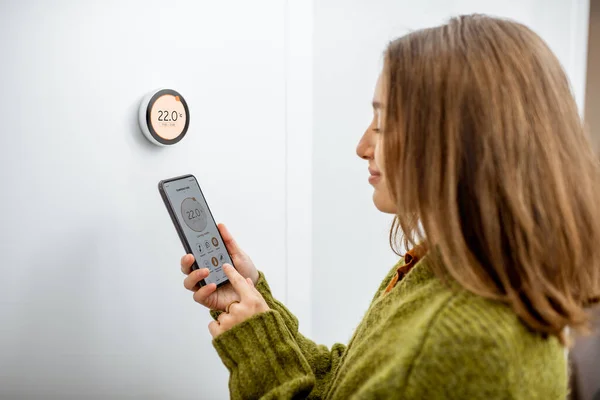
[0,1,314,399]
[311,0,590,346]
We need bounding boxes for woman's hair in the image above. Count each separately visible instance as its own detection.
[383,14,600,344]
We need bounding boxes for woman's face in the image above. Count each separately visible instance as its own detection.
[356,74,396,214]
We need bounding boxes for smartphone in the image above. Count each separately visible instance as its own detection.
[158,174,233,288]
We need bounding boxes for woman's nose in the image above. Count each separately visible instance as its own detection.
[357,133,374,160]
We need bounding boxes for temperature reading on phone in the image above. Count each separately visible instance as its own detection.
[181,197,208,232]
[187,208,202,220]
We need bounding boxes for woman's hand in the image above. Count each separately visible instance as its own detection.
[208,264,270,338]
[181,223,260,312]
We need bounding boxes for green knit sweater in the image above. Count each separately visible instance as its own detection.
[211,255,567,399]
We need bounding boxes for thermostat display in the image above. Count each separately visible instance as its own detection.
[139,89,190,146]
[181,197,208,232]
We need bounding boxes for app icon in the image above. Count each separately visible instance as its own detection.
[211,257,219,267]
[218,253,225,263]
[197,243,204,254]
[211,237,219,247]
[205,240,211,249]
[203,260,210,269]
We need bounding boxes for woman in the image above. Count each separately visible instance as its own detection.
[181,15,600,399]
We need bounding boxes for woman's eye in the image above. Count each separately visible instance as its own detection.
[375,112,382,132]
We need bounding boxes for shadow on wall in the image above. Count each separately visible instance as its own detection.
[569,4,600,399]
[568,307,600,400]
[585,0,600,155]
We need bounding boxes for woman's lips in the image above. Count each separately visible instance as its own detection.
[368,168,381,184]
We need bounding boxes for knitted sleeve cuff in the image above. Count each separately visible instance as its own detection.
[254,271,300,332]
[209,309,222,321]
[212,310,314,398]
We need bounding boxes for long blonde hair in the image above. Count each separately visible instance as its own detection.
[383,15,600,344]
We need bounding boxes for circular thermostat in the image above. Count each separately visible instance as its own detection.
[138,89,190,146]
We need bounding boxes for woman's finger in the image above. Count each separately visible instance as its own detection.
[217,311,232,326]
[183,268,210,291]
[208,321,222,338]
[222,264,252,300]
[226,300,241,315]
[246,278,262,296]
[180,254,195,275]
[193,283,218,304]
[218,224,243,259]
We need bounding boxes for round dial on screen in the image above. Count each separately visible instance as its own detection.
[181,197,208,232]
[138,89,190,146]
[150,94,187,140]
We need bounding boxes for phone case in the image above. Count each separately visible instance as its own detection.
[158,174,232,288]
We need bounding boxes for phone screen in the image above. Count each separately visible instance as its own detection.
[161,175,232,286]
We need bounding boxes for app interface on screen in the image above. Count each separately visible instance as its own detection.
[163,176,231,286]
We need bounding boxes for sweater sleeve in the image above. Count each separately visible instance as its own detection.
[212,310,315,400]
[211,272,347,399]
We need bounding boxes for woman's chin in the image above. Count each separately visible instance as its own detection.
[372,190,396,214]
